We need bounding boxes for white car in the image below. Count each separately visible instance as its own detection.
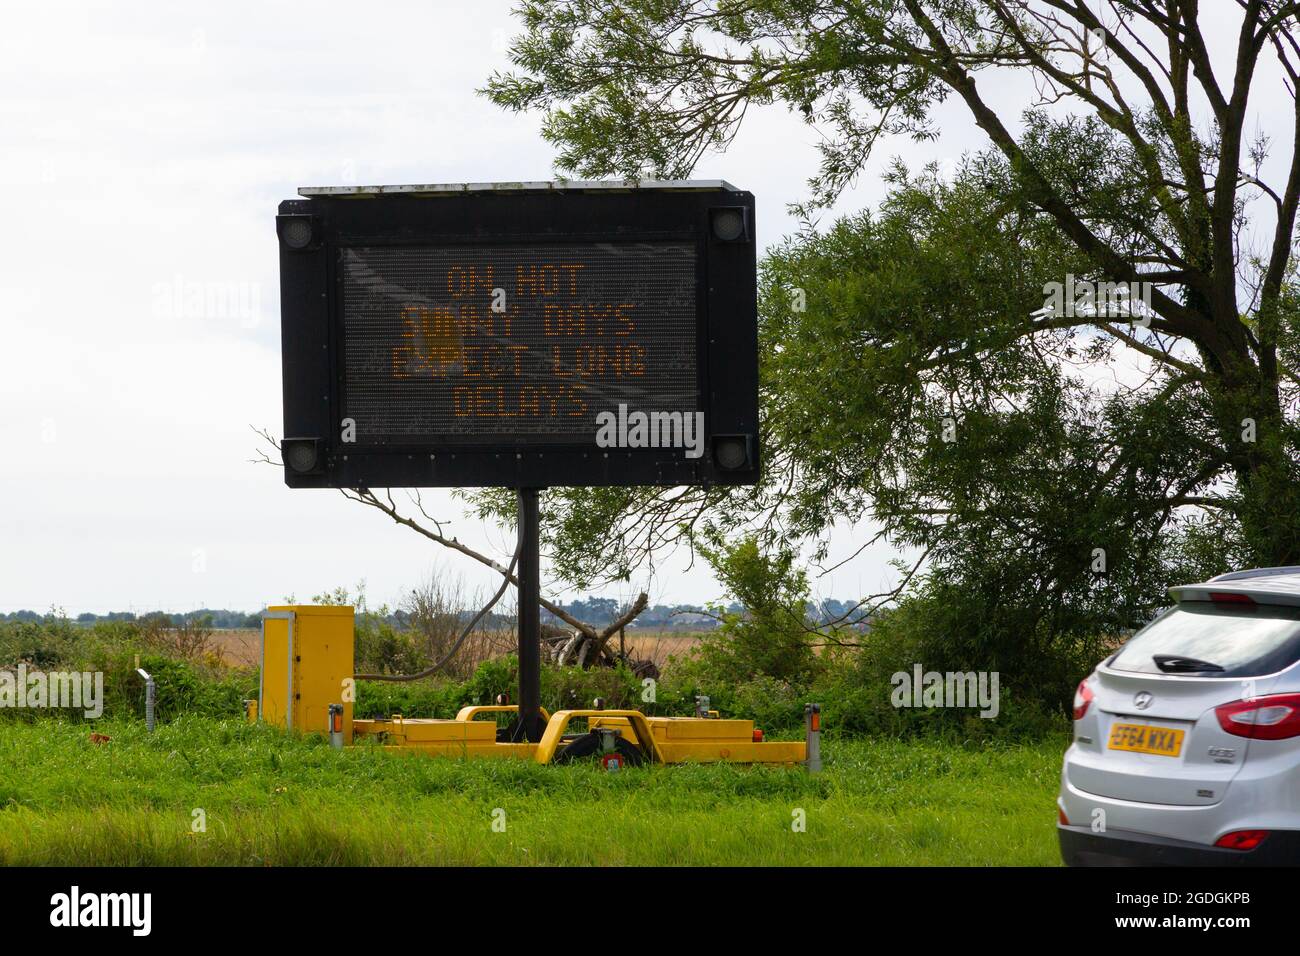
[1059,567,1300,865]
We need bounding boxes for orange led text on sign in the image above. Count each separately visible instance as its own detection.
[389,259,649,420]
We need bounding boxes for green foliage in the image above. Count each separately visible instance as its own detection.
[2,590,1072,744]
[0,716,1066,865]
[653,534,1065,740]
[689,534,820,686]
[757,163,1232,649]
[0,617,258,724]
[828,600,1079,741]
[354,679,466,721]
[475,1,1300,713]
[355,656,644,723]
[354,655,515,719]
[309,582,435,677]
[0,616,87,669]
[543,658,640,712]
[483,0,945,199]
[355,621,432,677]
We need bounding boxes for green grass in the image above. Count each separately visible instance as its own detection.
[0,717,1067,865]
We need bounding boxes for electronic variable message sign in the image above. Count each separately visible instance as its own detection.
[276,181,758,488]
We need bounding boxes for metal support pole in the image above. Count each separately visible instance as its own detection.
[137,669,155,732]
[328,703,344,749]
[514,488,546,742]
[804,702,822,773]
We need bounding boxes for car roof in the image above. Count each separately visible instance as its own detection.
[1171,567,1300,606]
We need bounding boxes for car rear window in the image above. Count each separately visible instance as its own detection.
[1109,602,1300,677]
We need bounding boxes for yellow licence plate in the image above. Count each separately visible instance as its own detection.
[1108,722,1185,757]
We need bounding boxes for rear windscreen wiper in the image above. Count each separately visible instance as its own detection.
[1153,654,1225,673]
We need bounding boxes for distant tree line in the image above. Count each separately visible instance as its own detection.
[1,598,867,631]
[543,596,867,630]
[0,608,262,628]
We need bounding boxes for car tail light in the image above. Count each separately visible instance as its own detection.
[1072,679,1094,721]
[1215,693,1300,740]
[1208,591,1255,605]
[752,729,764,742]
[1057,807,1070,826]
[1214,829,1269,850]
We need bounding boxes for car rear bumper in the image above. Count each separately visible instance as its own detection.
[1059,824,1300,866]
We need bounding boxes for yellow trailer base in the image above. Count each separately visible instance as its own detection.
[254,606,813,767]
[351,707,806,765]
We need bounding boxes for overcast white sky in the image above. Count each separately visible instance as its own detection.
[0,1,1281,616]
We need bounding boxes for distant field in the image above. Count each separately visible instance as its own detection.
[209,629,261,666]
[0,718,1066,866]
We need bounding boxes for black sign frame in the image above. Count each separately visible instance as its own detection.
[276,182,759,489]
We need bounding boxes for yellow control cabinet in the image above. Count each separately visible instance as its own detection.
[260,605,354,744]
